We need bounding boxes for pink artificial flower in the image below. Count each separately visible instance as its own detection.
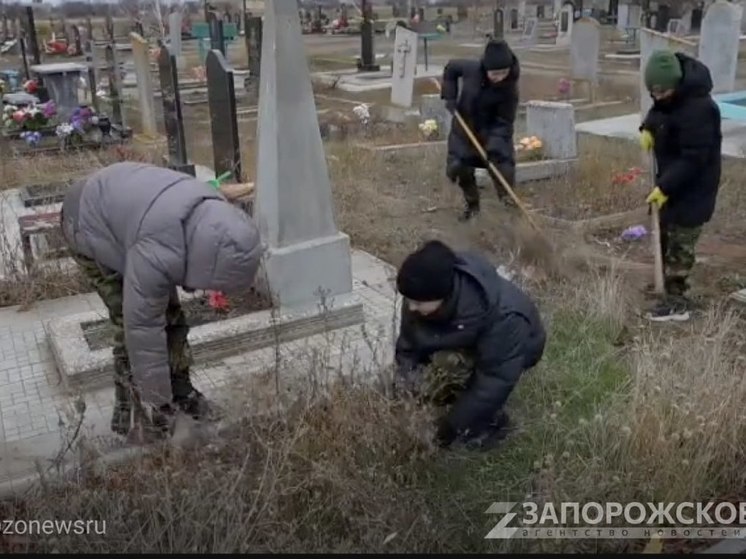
[208,291,230,311]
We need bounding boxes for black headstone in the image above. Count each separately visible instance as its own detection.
[358,1,379,72]
[510,9,519,30]
[104,44,123,126]
[206,49,241,182]
[86,15,93,40]
[19,34,30,80]
[537,5,545,19]
[85,40,98,112]
[493,9,504,38]
[72,24,81,54]
[245,15,262,81]
[209,13,225,56]
[25,7,40,65]
[134,20,144,37]
[158,45,193,176]
[105,13,114,41]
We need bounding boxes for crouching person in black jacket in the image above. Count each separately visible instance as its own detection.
[441,39,520,222]
[393,240,546,450]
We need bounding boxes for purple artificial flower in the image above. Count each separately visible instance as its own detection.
[42,100,57,118]
[71,117,85,134]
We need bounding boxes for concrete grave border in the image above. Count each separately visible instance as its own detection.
[46,295,366,392]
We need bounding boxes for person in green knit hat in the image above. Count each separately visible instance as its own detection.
[639,49,722,322]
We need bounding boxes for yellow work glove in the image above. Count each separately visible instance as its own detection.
[640,130,654,151]
[646,186,668,209]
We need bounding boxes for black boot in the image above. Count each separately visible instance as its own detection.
[173,389,221,421]
[459,202,480,222]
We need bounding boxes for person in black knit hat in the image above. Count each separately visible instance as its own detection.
[394,240,546,450]
[440,39,521,221]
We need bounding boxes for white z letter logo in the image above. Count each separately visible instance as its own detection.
[484,502,519,539]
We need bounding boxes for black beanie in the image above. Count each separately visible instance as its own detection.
[396,240,457,302]
[482,39,513,71]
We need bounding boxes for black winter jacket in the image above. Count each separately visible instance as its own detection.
[641,52,722,228]
[441,53,520,168]
[395,251,545,445]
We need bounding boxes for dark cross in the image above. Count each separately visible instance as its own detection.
[25,7,40,66]
[71,25,81,56]
[19,32,30,80]
[105,12,114,42]
[208,13,225,56]
[206,49,241,182]
[158,45,193,176]
[84,39,98,112]
[493,9,504,39]
[104,44,123,127]
[358,0,379,72]
[244,15,262,92]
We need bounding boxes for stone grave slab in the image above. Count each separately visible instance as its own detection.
[29,62,87,119]
[570,18,600,88]
[18,179,74,208]
[312,65,443,93]
[576,112,746,159]
[698,0,742,94]
[47,289,367,392]
[390,25,418,108]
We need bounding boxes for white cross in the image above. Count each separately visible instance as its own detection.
[396,38,411,79]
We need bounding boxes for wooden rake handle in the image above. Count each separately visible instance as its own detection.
[429,78,541,232]
[648,153,665,295]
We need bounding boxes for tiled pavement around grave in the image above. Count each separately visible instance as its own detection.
[0,249,399,493]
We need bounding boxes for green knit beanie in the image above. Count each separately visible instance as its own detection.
[644,50,683,92]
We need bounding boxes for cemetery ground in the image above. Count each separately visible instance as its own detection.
[2,24,746,554]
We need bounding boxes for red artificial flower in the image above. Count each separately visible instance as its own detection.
[23,79,38,94]
[208,290,230,311]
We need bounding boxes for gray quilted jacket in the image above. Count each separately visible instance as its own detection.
[61,162,264,406]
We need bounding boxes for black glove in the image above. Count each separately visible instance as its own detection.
[445,99,457,114]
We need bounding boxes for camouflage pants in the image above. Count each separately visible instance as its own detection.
[660,223,703,299]
[72,253,195,434]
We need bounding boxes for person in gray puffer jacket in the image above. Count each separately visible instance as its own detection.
[60,162,264,439]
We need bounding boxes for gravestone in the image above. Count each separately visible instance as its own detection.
[698,0,742,94]
[130,32,158,138]
[359,12,380,71]
[30,62,87,119]
[639,28,696,115]
[556,3,574,46]
[86,16,93,40]
[570,17,600,89]
[2,15,9,39]
[521,17,538,44]
[245,15,262,84]
[616,3,629,30]
[254,0,353,308]
[159,45,193,176]
[420,94,452,139]
[209,14,225,56]
[71,24,82,55]
[493,8,505,39]
[134,20,144,37]
[666,18,684,36]
[169,12,182,56]
[24,7,41,66]
[206,50,241,181]
[84,39,98,113]
[509,8,519,30]
[391,25,418,108]
[105,13,114,41]
[104,44,124,127]
[526,101,577,160]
